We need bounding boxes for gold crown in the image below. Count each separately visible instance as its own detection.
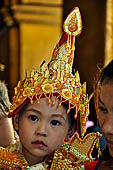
[9,7,89,137]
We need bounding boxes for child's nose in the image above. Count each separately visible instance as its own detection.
[101,114,113,135]
[35,122,47,137]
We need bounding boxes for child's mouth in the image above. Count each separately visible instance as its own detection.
[32,140,47,147]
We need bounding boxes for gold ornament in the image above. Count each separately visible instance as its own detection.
[50,132,102,169]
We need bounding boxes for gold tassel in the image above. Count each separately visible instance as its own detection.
[72,37,75,51]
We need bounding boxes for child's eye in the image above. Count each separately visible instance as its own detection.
[28,115,39,122]
[98,106,107,114]
[51,120,61,126]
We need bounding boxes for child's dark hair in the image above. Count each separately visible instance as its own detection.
[62,102,77,131]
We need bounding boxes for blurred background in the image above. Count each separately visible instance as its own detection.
[0,0,112,99]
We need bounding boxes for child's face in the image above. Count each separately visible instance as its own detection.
[0,109,14,147]
[14,97,71,164]
[98,83,113,157]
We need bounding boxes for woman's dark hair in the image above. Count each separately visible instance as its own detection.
[102,146,112,160]
[99,60,113,85]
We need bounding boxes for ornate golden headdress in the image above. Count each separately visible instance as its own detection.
[9,7,88,138]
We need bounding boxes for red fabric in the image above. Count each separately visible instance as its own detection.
[59,33,74,48]
[8,98,29,117]
[85,160,99,170]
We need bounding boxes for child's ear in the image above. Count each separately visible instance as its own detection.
[65,127,75,141]
[13,115,19,131]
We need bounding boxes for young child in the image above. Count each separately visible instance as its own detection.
[0,81,14,147]
[94,60,113,170]
[0,7,101,170]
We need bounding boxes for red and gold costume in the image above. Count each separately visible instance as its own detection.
[0,7,101,170]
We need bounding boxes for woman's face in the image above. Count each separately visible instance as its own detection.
[13,98,71,165]
[98,83,113,157]
[0,109,14,147]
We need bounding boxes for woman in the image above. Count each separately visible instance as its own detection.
[94,60,113,169]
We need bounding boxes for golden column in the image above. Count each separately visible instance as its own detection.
[104,0,113,66]
[12,0,63,79]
